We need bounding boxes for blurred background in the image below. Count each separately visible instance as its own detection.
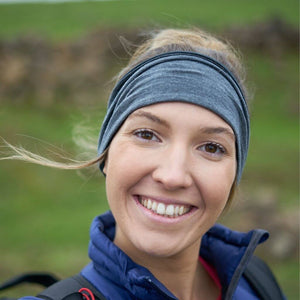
[0,0,298,299]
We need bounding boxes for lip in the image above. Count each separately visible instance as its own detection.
[133,195,198,224]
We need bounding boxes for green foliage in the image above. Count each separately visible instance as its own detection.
[0,0,298,40]
[244,53,299,207]
[0,105,109,282]
[272,260,300,300]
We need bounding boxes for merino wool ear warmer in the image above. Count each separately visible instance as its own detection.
[97,51,250,182]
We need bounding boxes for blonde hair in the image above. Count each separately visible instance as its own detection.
[1,28,248,180]
[119,28,248,98]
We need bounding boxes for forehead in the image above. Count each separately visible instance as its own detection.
[127,101,234,134]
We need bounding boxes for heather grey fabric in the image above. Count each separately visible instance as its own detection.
[97,51,250,182]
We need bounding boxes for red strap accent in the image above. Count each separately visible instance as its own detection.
[78,287,96,300]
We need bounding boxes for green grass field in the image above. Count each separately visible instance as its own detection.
[0,0,298,40]
[0,1,299,299]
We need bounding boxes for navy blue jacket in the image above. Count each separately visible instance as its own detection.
[81,211,269,300]
[20,211,269,300]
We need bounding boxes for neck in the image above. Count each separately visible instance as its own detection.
[145,244,202,300]
[115,231,219,300]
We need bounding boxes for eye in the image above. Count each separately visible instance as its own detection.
[134,129,160,142]
[199,142,226,157]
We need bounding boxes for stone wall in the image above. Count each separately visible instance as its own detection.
[0,18,298,106]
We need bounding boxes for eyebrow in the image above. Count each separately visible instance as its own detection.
[200,127,235,141]
[128,110,170,128]
[129,110,235,140]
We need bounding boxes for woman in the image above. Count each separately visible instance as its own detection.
[3,28,284,300]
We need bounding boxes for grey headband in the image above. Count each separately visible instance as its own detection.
[98,51,250,182]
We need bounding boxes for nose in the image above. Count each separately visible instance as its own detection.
[152,144,193,190]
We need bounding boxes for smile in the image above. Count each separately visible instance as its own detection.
[138,196,192,218]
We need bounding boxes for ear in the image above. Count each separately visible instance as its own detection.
[102,159,107,175]
[100,147,109,176]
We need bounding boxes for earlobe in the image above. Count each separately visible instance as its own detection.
[100,148,109,175]
[103,160,107,175]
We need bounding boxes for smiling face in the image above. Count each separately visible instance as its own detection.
[103,102,236,261]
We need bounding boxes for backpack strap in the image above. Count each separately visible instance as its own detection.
[244,256,285,300]
[0,273,59,292]
[0,273,60,300]
[38,274,106,300]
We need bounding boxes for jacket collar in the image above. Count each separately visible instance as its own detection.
[200,223,269,299]
[88,211,268,300]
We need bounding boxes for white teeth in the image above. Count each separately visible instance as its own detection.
[139,197,191,218]
[157,203,166,215]
[165,204,174,216]
[179,206,184,215]
[151,201,157,211]
[147,199,152,209]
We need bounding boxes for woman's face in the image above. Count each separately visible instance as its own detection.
[104,102,236,259]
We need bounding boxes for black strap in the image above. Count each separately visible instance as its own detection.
[0,273,59,291]
[244,256,285,300]
[38,274,106,300]
[0,273,59,300]
[0,273,106,300]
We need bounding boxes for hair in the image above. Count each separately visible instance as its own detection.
[119,28,248,97]
[1,28,248,205]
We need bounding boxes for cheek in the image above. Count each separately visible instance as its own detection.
[197,160,236,206]
[104,141,151,198]
[218,166,236,201]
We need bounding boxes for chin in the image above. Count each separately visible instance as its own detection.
[138,243,178,258]
[131,234,187,259]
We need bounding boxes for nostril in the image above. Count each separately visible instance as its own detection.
[152,166,192,190]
